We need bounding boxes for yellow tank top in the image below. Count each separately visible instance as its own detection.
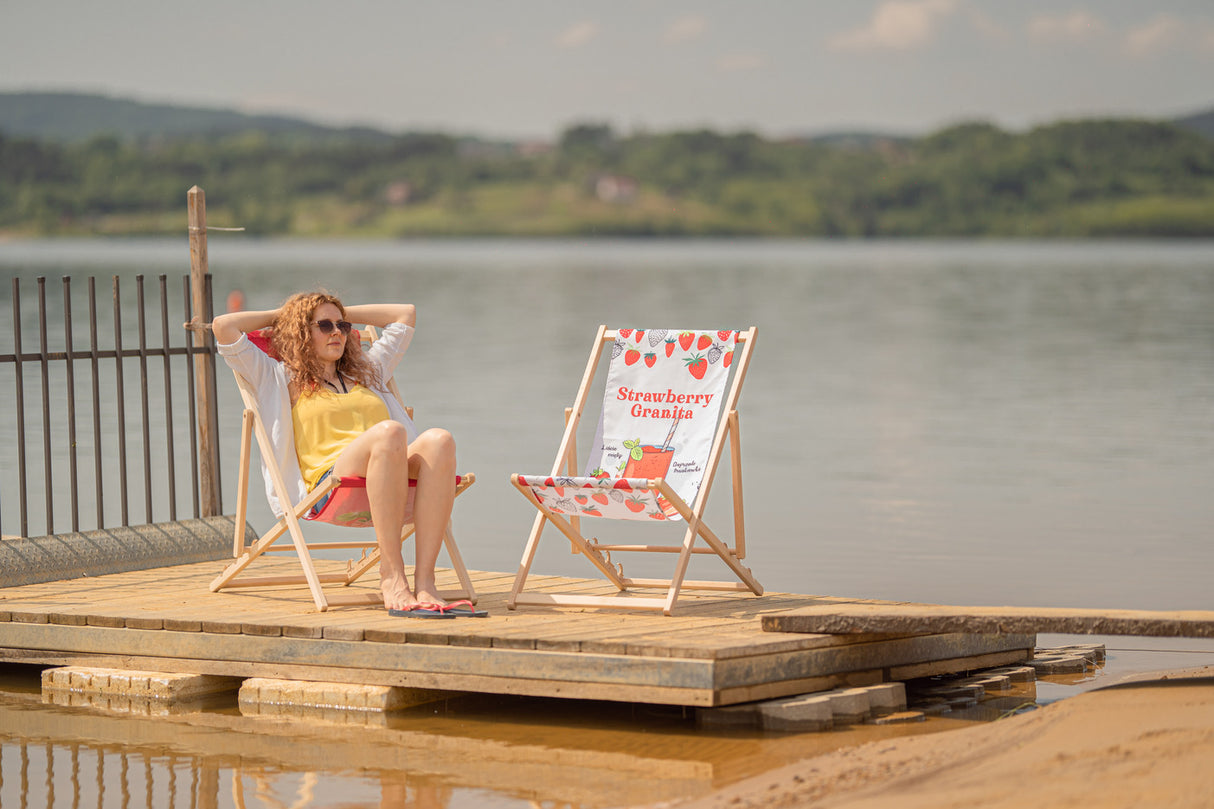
[292,383,391,490]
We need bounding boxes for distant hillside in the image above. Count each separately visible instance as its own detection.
[1175,108,1214,138]
[0,91,394,143]
[2,92,1213,239]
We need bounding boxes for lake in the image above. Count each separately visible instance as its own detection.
[2,237,1213,807]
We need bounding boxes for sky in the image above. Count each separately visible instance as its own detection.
[2,0,1212,140]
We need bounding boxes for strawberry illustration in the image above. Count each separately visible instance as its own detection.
[574,494,588,504]
[581,507,602,517]
[611,340,624,359]
[625,496,646,513]
[592,492,610,505]
[665,339,677,357]
[624,348,641,365]
[678,332,694,351]
[718,330,733,341]
[685,353,707,379]
[644,352,656,367]
[635,330,645,342]
[724,350,734,368]
[649,329,668,347]
[613,479,633,491]
[590,467,610,479]
[696,334,713,351]
[618,328,633,338]
[648,510,666,520]
[707,344,723,364]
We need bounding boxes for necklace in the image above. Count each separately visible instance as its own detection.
[323,375,348,394]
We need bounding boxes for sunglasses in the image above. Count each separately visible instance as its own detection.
[313,319,353,335]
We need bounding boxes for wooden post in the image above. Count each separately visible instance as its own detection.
[188,186,220,516]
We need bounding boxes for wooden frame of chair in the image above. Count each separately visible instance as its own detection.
[209,329,477,612]
[508,325,762,615]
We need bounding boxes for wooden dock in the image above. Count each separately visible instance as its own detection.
[0,560,1034,707]
[764,603,1214,638]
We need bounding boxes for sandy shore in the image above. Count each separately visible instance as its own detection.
[660,667,1214,809]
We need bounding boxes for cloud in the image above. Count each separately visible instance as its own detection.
[1124,14,1184,56]
[664,15,708,44]
[828,0,959,52]
[556,21,600,49]
[716,52,765,72]
[1027,11,1106,42]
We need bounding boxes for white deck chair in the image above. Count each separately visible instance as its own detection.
[210,326,477,611]
[509,326,762,615]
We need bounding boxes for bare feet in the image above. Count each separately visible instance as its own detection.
[380,571,446,612]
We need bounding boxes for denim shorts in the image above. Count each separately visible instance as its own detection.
[308,468,335,518]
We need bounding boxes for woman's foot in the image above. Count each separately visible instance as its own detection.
[381,572,447,612]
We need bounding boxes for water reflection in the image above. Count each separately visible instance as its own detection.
[0,664,979,809]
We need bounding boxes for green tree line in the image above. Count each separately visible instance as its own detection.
[2,118,1213,238]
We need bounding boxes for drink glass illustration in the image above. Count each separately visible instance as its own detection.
[624,445,675,479]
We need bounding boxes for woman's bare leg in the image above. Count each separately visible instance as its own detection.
[405,428,457,603]
[332,422,455,610]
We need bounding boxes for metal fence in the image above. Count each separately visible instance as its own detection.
[0,273,220,538]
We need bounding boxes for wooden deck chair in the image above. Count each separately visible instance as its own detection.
[509,326,762,615]
[210,326,477,611]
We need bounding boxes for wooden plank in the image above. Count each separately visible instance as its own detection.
[712,632,1035,691]
[763,603,1214,638]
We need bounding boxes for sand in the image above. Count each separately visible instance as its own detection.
[660,667,1214,809]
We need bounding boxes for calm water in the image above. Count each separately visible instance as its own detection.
[2,238,1213,807]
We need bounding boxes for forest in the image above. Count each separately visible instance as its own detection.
[2,117,1213,238]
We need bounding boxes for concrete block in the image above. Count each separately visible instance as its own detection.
[867,710,926,725]
[1026,655,1088,675]
[41,666,239,702]
[758,695,834,732]
[1051,644,1106,663]
[40,668,68,690]
[984,666,1036,682]
[860,683,907,716]
[824,688,871,725]
[919,683,985,700]
[915,699,953,716]
[957,674,1012,692]
[238,678,451,713]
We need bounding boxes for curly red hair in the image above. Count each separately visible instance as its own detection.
[270,291,382,395]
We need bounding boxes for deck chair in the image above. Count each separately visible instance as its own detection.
[509,326,762,615]
[210,326,477,611]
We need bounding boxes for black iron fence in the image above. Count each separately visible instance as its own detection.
[0,274,220,538]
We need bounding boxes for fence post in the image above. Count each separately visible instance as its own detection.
[188,186,220,517]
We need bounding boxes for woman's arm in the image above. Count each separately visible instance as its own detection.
[212,309,279,345]
[342,304,416,329]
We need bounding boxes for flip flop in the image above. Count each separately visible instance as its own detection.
[388,603,456,619]
[440,599,489,618]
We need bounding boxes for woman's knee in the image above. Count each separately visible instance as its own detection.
[417,428,456,461]
[369,420,410,457]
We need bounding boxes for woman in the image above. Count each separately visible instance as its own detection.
[212,291,473,617]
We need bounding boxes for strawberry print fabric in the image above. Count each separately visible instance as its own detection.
[516,475,672,521]
[574,328,738,521]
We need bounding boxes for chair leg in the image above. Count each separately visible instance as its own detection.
[442,519,478,604]
[663,518,702,615]
[508,511,549,609]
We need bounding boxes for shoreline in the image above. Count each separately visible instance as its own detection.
[658,666,1214,809]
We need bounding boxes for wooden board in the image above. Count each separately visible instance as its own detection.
[0,560,1035,706]
[763,603,1214,638]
